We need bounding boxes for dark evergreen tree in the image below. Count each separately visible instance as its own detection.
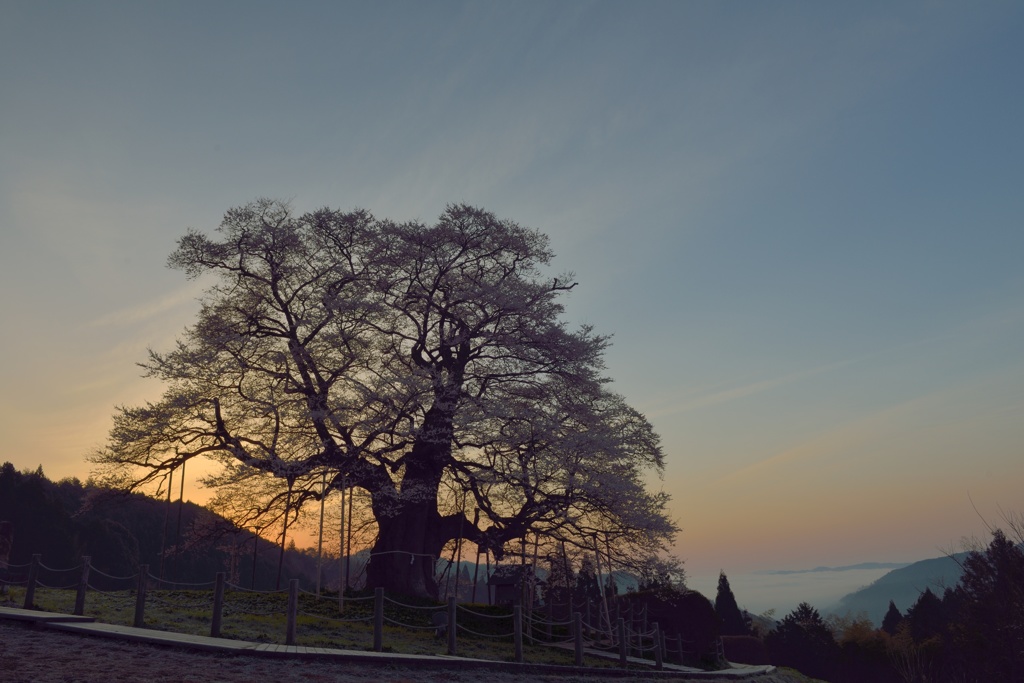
[765,602,838,680]
[952,529,1024,682]
[906,588,945,642]
[604,573,618,598]
[715,570,750,636]
[881,600,903,635]
[543,553,574,615]
[574,555,602,605]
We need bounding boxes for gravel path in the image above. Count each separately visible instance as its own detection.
[0,619,805,683]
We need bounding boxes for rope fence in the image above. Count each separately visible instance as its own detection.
[4,553,722,671]
[88,566,139,582]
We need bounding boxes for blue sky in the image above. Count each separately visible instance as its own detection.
[2,1,1022,598]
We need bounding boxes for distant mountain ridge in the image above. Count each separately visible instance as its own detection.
[757,561,911,575]
[826,553,967,625]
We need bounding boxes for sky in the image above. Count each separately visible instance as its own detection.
[2,1,1023,611]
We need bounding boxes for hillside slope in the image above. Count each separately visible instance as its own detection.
[829,553,966,624]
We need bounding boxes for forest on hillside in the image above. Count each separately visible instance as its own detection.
[0,462,328,590]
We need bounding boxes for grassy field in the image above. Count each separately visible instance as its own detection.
[5,585,645,669]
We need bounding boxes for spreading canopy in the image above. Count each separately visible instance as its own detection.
[92,199,676,597]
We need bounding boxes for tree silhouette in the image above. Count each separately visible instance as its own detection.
[952,529,1024,682]
[906,587,945,643]
[765,602,838,680]
[714,570,750,635]
[881,600,903,635]
[91,200,675,598]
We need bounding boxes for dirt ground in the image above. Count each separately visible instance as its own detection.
[0,619,807,683]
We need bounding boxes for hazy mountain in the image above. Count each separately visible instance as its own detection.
[757,562,910,575]
[826,554,966,625]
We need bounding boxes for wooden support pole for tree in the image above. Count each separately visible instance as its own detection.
[373,587,384,652]
[573,611,583,667]
[286,579,299,646]
[74,556,91,616]
[513,603,524,663]
[211,572,225,637]
[250,527,260,590]
[653,621,663,670]
[172,460,186,583]
[276,480,293,591]
[529,533,540,617]
[617,617,627,667]
[316,472,326,598]
[484,550,491,605]
[23,554,40,609]
[134,564,148,627]
[159,468,172,581]
[470,509,481,603]
[447,596,457,656]
[453,503,466,602]
[339,476,347,613]
[593,535,612,639]
[345,483,354,591]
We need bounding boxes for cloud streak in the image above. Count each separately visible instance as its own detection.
[645,358,854,419]
[86,281,204,329]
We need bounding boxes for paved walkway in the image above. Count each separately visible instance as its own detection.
[0,606,774,679]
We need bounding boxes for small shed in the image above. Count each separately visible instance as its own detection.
[487,564,544,606]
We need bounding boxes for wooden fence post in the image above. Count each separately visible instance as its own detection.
[447,596,457,656]
[617,617,627,667]
[676,632,684,665]
[573,611,583,667]
[373,587,384,652]
[286,579,299,646]
[134,564,148,627]
[23,554,40,609]
[653,621,663,670]
[74,556,91,615]
[513,603,523,663]
[211,572,225,637]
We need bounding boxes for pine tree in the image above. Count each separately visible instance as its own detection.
[906,588,945,642]
[954,529,1024,681]
[765,602,838,680]
[715,570,750,635]
[574,555,601,604]
[881,599,903,635]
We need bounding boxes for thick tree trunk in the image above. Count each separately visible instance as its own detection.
[366,499,446,598]
[364,403,456,599]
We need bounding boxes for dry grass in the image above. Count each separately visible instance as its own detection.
[0,619,809,683]
[8,587,616,667]
[3,588,811,682]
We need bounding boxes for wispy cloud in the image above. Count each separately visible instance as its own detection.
[646,359,854,419]
[86,281,203,329]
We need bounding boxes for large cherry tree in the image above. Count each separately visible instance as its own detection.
[92,199,675,598]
